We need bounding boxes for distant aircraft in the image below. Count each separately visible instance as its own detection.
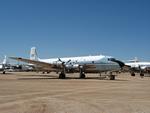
[0,56,9,74]
[126,57,150,77]
[10,47,125,80]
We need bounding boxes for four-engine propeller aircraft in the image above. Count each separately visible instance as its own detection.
[10,47,125,80]
[125,57,150,77]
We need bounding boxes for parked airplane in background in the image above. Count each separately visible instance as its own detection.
[10,47,125,80]
[126,57,150,77]
[0,56,9,74]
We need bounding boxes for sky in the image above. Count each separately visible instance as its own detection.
[0,0,150,62]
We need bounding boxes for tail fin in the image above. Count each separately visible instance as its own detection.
[2,55,8,65]
[30,47,38,60]
[128,57,139,63]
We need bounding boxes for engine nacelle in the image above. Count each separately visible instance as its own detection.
[65,64,79,69]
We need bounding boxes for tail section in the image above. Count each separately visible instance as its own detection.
[30,47,38,60]
[2,55,8,65]
[128,57,139,63]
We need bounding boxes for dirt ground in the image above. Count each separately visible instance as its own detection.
[0,72,150,113]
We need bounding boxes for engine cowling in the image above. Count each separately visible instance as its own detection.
[65,64,79,69]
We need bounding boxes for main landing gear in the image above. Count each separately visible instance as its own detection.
[59,72,66,79]
[108,72,115,80]
[59,66,86,79]
[3,71,5,74]
[109,75,115,80]
[130,72,144,77]
[140,73,144,78]
[131,72,135,76]
[80,73,86,79]
[79,66,86,79]
[59,67,66,79]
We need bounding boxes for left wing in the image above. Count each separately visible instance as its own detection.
[9,57,57,70]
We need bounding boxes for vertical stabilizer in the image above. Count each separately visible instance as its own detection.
[2,55,8,65]
[30,47,38,60]
[128,57,139,63]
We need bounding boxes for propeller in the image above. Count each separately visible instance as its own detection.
[58,58,71,65]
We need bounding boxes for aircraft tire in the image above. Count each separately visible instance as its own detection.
[140,73,144,77]
[59,73,66,79]
[80,74,85,79]
[109,75,115,80]
[3,71,5,74]
[131,73,135,76]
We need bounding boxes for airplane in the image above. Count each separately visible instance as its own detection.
[0,55,33,73]
[0,56,10,74]
[10,47,125,80]
[125,57,150,77]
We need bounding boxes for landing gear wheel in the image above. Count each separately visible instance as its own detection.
[59,73,66,79]
[140,73,144,78]
[47,72,50,74]
[80,74,85,79]
[3,71,5,74]
[79,66,86,79]
[131,73,135,76]
[109,75,115,80]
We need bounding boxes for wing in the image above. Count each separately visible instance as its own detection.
[9,57,57,70]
